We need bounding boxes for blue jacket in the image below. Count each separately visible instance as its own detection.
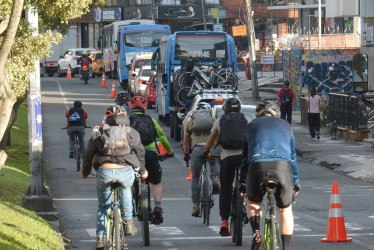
[241,116,300,186]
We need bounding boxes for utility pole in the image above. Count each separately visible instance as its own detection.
[318,0,322,50]
[244,0,259,99]
[200,0,207,30]
[22,7,54,213]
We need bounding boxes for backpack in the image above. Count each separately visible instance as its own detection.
[98,123,132,156]
[281,88,292,108]
[218,112,247,149]
[129,114,156,146]
[190,109,214,135]
[81,56,89,66]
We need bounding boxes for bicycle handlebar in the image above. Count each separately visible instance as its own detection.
[61,125,91,130]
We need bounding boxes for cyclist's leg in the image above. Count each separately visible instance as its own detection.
[96,167,114,238]
[190,145,204,215]
[278,205,293,250]
[145,151,163,206]
[66,127,75,154]
[208,147,220,193]
[117,166,135,221]
[77,126,86,155]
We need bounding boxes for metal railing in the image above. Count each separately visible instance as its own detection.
[328,93,370,131]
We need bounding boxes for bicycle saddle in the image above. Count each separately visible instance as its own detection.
[108,180,125,189]
[261,180,279,190]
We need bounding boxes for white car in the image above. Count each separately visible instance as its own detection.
[134,66,152,96]
[211,104,256,123]
[57,48,96,77]
[128,53,152,95]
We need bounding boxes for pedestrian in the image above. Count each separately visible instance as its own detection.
[277,80,296,124]
[307,87,321,140]
[240,100,300,250]
[203,97,248,237]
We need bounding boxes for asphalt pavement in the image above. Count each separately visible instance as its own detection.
[238,70,374,184]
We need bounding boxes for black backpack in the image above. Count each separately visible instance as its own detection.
[129,114,157,146]
[218,112,247,149]
[281,88,292,108]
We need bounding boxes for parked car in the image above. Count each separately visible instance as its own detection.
[144,71,157,109]
[89,51,103,78]
[211,104,256,123]
[134,65,152,97]
[57,48,96,77]
[128,53,152,95]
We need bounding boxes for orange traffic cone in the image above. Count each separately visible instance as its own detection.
[157,141,167,154]
[321,182,352,242]
[66,65,72,79]
[186,168,192,180]
[109,81,116,98]
[101,72,107,87]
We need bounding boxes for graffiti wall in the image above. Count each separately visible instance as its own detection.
[283,49,302,101]
[301,49,359,97]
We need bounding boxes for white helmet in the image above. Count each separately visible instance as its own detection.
[196,102,211,110]
[255,100,280,117]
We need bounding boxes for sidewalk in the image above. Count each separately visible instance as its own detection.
[238,72,374,184]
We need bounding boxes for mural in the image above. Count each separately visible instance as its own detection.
[301,50,359,97]
[282,49,302,102]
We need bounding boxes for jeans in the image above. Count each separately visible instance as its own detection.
[280,107,292,124]
[67,126,85,154]
[96,166,135,237]
[308,113,321,138]
[191,145,219,203]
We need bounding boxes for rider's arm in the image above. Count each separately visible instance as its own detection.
[152,118,172,154]
[290,131,300,186]
[204,119,219,154]
[277,89,282,107]
[65,109,70,128]
[83,109,87,126]
[183,119,192,155]
[77,57,81,65]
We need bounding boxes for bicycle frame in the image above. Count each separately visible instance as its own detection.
[74,133,81,172]
[263,184,281,250]
[200,158,214,226]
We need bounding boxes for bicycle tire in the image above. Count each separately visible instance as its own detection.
[216,69,238,90]
[234,185,243,246]
[202,174,210,226]
[176,86,191,107]
[106,208,114,249]
[113,207,122,250]
[141,182,150,246]
[177,71,194,88]
[75,144,80,172]
[132,179,140,219]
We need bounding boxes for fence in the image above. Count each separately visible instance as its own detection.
[329,93,370,131]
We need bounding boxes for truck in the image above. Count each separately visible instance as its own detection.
[41,27,78,77]
[153,30,238,141]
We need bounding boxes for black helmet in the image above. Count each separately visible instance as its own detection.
[222,98,241,113]
[255,100,280,117]
[74,100,82,107]
[115,92,129,105]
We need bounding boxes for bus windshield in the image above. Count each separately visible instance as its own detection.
[125,31,169,48]
[175,33,227,62]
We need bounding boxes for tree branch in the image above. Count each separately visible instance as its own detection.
[0,17,10,36]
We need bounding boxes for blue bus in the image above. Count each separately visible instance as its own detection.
[154,31,238,118]
[117,24,171,90]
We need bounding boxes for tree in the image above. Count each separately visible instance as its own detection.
[0,0,104,168]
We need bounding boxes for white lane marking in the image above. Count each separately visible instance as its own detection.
[294,224,312,232]
[86,228,96,238]
[150,226,184,235]
[56,81,69,110]
[162,241,175,247]
[345,222,372,231]
[369,215,374,218]
[208,225,220,234]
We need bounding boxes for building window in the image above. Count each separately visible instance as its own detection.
[136,0,152,5]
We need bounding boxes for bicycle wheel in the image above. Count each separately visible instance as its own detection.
[176,86,191,106]
[264,216,272,250]
[75,144,80,172]
[177,71,194,88]
[141,182,150,246]
[113,207,123,250]
[233,185,243,246]
[216,69,238,90]
[202,175,210,226]
[271,213,281,250]
[106,208,114,249]
[132,179,140,219]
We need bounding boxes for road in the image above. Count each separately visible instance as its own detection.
[41,76,374,250]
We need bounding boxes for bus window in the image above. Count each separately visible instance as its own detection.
[125,31,169,48]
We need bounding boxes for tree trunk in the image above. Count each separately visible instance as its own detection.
[0,94,27,150]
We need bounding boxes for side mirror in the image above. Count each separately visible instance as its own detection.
[352,53,368,93]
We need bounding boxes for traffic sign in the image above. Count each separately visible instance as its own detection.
[232,25,248,37]
[261,55,275,64]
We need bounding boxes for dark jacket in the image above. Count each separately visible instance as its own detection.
[82,115,145,177]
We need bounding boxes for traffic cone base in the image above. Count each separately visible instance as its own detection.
[101,72,107,87]
[109,81,116,98]
[67,65,72,79]
[321,182,352,242]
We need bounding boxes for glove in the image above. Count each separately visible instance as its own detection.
[202,151,209,159]
[294,184,301,192]
[239,183,247,194]
[184,154,191,162]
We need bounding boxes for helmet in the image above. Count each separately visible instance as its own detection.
[196,102,211,110]
[74,100,82,107]
[129,96,147,112]
[82,51,88,56]
[255,100,280,117]
[222,98,241,113]
[106,105,127,117]
[115,92,129,105]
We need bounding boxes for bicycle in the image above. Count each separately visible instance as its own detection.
[199,154,218,226]
[105,180,128,250]
[132,153,172,246]
[262,180,282,250]
[61,126,90,172]
[230,167,248,246]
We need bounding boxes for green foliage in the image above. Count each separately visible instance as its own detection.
[321,98,330,126]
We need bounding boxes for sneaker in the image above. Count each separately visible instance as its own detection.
[95,237,106,249]
[251,230,261,250]
[124,219,137,236]
[316,131,320,140]
[219,220,231,237]
[192,203,200,217]
[153,205,164,224]
[212,176,220,195]
[311,137,315,141]
[69,152,74,158]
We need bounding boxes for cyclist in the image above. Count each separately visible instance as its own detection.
[203,97,248,236]
[81,106,148,250]
[115,91,131,115]
[128,96,174,224]
[183,102,220,217]
[240,100,300,250]
[65,100,87,158]
[77,51,93,79]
